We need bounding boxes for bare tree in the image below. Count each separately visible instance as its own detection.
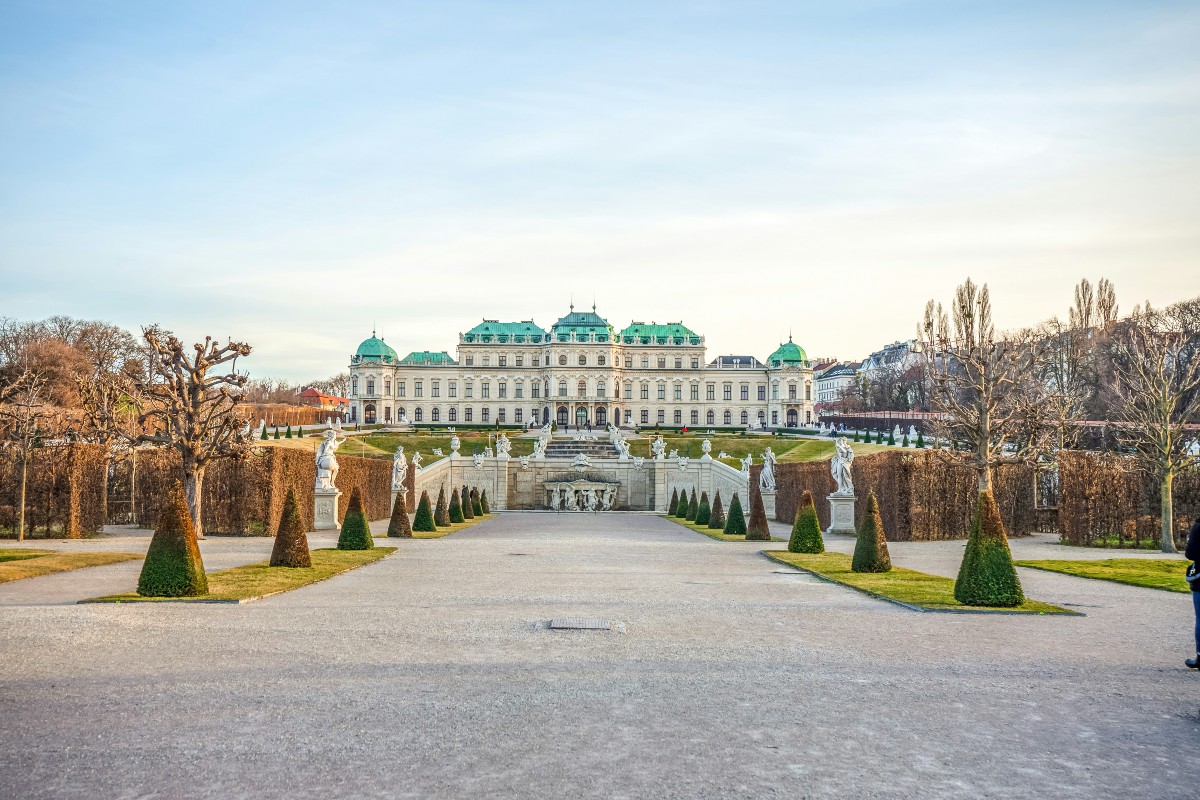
[309,372,351,398]
[1107,304,1200,553]
[921,279,1044,492]
[136,330,252,537]
[75,370,143,524]
[0,370,55,541]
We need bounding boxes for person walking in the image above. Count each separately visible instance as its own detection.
[1187,515,1200,669]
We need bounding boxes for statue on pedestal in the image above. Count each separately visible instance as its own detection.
[832,437,854,496]
[411,451,423,470]
[651,435,666,460]
[391,446,408,490]
[760,447,777,491]
[316,429,346,491]
[740,453,753,476]
[496,434,512,457]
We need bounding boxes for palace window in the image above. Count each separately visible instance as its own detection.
[465,408,473,422]
[516,355,523,367]
[384,379,391,396]
[625,357,633,368]
[414,381,422,398]
[741,411,748,425]
[624,382,632,400]
[640,384,649,400]
[448,381,457,398]
[432,381,440,398]
[559,355,568,366]
[689,385,698,401]
[397,381,406,398]
[481,382,490,398]
[657,384,666,400]
[498,382,507,398]
[771,411,779,425]
[758,410,766,423]
[674,358,682,369]
[577,380,586,398]
[498,408,506,423]
[533,356,540,367]
[642,358,649,369]
[414,407,423,422]
[480,408,490,423]
[641,410,649,424]
[532,381,541,398]
[449,408,457,422]
[579,354,587,366]
[431,408,440,422]
[514,383,523,399]
[674,410,682,424]
[483,355,490,367]
[741,385,749,401]
[706,384,715,401]
[788,384,797,400]
[691,358,699,369]
[707,410,715,425]
[351,377,358,395]
[724,410,732,425]
[758,385,766,401]
[515,408,523,423]
[690,410,699,425]
[559,381,568,397]
[657,357,666,369]
[366,379,375,396]
[465,356,474,366]
[597,381,606,399]
[806,382,812,401]
[772,384,779,400]
[465,382,474,399]
[673,385,682,401]
[384,406,391,423]
[658,410,665,424]
[499,355,506,367]
[724,385,732,401]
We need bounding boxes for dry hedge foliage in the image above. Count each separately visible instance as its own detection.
[0,443,107,539]
[1058,450,1200,547]
[770,450,1037,541]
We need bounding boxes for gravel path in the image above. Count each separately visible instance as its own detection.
[1,514,1196,799]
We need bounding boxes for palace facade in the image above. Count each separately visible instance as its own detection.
[347,306,815,430]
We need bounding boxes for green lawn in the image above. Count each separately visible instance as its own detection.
[266,431,536,460]
[1015,558,1190,593]
[83,547,395,603]
[766,551,1074,614]
[662,514,784,542]
[0,550,142,583]
[628,436,890,468]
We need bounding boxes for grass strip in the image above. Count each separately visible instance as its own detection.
[0,549,56,563]
[1014,558,1190,594]
[391,513,496,540]
[0,551,141,583]
[662,515,785,543]
[82,547,394,604]
[765,550,1076,615]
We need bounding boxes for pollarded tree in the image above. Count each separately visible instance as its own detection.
[1107,301,1200,552]
[695,491,711,526]
[387,490,413,538]
[337,488,374,550]
[412,490,437,532]
[434,485,450,526]
[724,493,746,535]
[851,491,892,573]
[746,486,772,541]
[136,330,252,538]
[270,487,312,567]
[708,490,726,530]
[137,481,208,596]
[788,490,824,554]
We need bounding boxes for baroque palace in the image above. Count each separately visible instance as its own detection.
[347,305,815,430]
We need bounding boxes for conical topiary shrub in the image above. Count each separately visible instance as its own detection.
[298,426,304,437]
[285,425,293,439]
[886,429,895,446]
[902,433,909,448]
[270,487,311,567]
[875,430,883,444]
[746,486,772,541]
[412,490,437,533]
[337,487,374,550]
[137,482,208,597]
[686,488,698,521]
[461,485,475,519]
[669,487,679,516]
[852,430,860,443]
[695,491,711,526]
[955,489,1024,607]
[708,490,726,530]
[788,490,824,554]
[916,430,925,448]
[387,491,412,538]
[470,488,483,517]
[480,489,490,514]
[851,491,891,573]
[449,488,464,523]
[434,485,450,527]
[724,492,747,535]
[273,427,280,439]
[675,489,689,518]
[260,425,269,440]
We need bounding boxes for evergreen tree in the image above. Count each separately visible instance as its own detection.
[916,430,925,449]
[954,490,1024,607]
[273,427,280,440]
[708,490,726,530]
[387,491,412,538]
[669,488,679,515]
[852,430,860,443]
[788,490,824,554]
[695,491,711,526]
[875,430,883,444]
[886,428,895,446]
[461,485,475,519]
[686,488,699,521]
[902,433,909,448]
[448,488,464,523]
[337,488,375,550]
[470,488,483,517]
[298,426,304,437]
[851,491,891,573]
[285,425,293,439]
[270,487,312,567]
[746,487,772,540]
[260,425,269,441]
[480,489,490,514]
[675,489,689,518]
[434,485,450,526]
[137,482,208,597]
[412,490,437,533]
[724,492,747,535]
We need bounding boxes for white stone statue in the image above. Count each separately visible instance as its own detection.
[908,425,919,439]
[238,420,251,440]
[496,434,511,457]
[258,418,267,433]
[565,489,578,511]
[572,453,591,472]
[411,451,423,470]
[532,438,547,458]
[398,412,410,425]
[584,491,597,512]
[450,435,461,455]
[760,447,777,492]
[667,449,679,460]
[315,429,346,491]
[893,425,902,442]
[324,417,331,428]
[548,489,561,511]
[519,455,531,469]
[632,456,645,469]
[391,446,407,490]
[473,453,485,469]
[651,435,666,460]
[740,453,753,476]
[701,439,712,457]
[601,488,615,510]
[432,448,443,456]
[832,437,855,496]
[678,457,689,470]
[718,451,731,459]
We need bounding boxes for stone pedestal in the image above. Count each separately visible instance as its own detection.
[390,488,408,515]
[314,488,342,530]
[826,494,856,535]
[760,489,776,520]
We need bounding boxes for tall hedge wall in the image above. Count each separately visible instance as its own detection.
[0,443,107,539]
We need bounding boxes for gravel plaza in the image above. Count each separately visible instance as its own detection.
[1,512,1197,799]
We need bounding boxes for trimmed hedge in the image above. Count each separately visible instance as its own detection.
[434,485,450,527]
[746,486,772,541]
[470,488,483,517]
[708,490,726,530]
[788,490,824,554]
[480,489,490,514]
[137,482,208,597]
[669,488,679,515]
[724,493,747,536]
[412,490,437,533]
[851,491,891,573]
[954,490,1023,607]
[675,490,689,518]
[695,491,711,526]
[449,488,464,524]
[686,489,699,521]
[387,491,412,538]
[337,488,374,550]
[269,488,312,567]
[461,485,475,519]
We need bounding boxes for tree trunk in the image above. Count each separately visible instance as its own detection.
[17,448,28,542]
[100,452,110,530]
[1161,469,1176,554]
[977,463,992,494]
[184,461,206,539]
[130,449,138,526]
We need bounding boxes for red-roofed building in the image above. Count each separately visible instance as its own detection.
[298,387,350,412]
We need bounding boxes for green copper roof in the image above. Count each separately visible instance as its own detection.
[355,334,399,362]
[399,350,457,365]
[550,307,615,341]
[766,338,808,367]
[618,322,700,345]
[463,320,547,343]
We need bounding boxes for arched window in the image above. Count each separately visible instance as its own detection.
[740,411,748,425]
[597,355,606,366]
[498,407,506,423]
[464,408,473,422]
[577,380,586,398]
[481,407,490,423]
[559,354,567,365]
[414,407,423,422]
[448,408,457,422]
[724,410,732,425]
[351,377,358,395]
[578,354,587,366]
[431,408,440,422]
[706,410,715,425]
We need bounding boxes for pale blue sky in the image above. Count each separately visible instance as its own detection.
[2,1,1198,380]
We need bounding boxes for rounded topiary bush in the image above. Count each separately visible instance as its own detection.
[788,490,824,554]
[851,490,891,573]
[461,485,475,519]
[387,491,412,538]
[686,489,699,521]
[669,488,679,516]
[954,489,1024,607]
[695,491,711,526]
[745,487,772,541]
[434,485,450,527]
[137,482,208,597]
[448,488,464,523]
[412,490,437,533]
[337,487,374,550]
[724,493,747,536]
[708,490,726,530]
[270,487,312,567]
